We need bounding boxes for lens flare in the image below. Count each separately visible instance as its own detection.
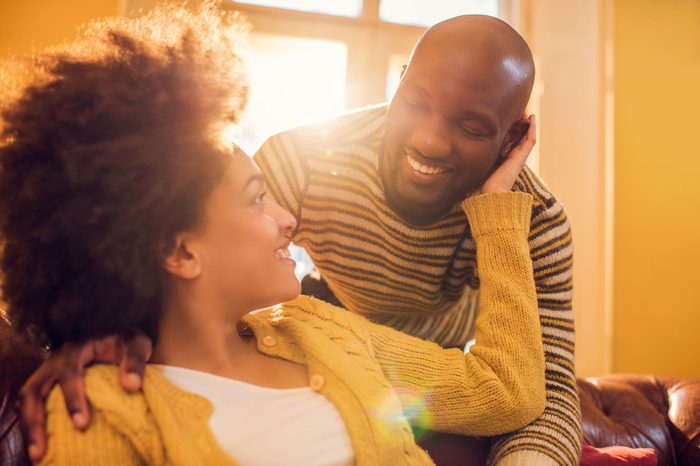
[368,386,435,440]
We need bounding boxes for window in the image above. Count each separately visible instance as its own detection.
[217,0,508,128]
[386,53,408,100]
[227,33,348,154]
[232,0,362,17]
[380,0,500,28]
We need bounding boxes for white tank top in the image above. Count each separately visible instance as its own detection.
[154,365,355,466]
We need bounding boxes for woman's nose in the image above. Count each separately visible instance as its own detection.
[270,201,297,235]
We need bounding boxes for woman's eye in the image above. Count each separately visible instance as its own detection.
[254,191,267,205]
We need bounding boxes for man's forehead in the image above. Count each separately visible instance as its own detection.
[405,53,516,99]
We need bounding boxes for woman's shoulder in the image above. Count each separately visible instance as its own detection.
[274,295,369,328]
[246,296,374,347]
[46,365,151,427]
[43,365,166,465]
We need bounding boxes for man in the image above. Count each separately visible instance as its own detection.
[254,15,580,466]
[19,14,579,466]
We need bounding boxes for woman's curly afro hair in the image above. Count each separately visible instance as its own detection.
[0,2,249,349]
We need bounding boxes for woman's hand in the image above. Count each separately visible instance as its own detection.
[479,114,536,195]
[19,332,152,463]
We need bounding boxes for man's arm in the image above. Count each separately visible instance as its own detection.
[490,171,581,466]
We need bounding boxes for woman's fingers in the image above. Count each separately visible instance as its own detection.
[480,114,536,194]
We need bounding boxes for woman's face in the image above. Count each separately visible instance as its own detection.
[187,150,300,312]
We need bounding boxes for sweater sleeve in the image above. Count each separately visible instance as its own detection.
[40,386,146,466]
[365,192,546,437]
[490,177,581,466]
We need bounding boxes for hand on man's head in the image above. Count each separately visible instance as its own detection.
[478,114,536,195]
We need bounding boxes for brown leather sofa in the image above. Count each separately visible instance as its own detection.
[417,375,700,466]
[2,319,699,466]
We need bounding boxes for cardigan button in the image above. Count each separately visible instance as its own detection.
[310,374,325,391]
[262,335,277,347]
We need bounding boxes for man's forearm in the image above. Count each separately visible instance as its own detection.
[489,196,581,466]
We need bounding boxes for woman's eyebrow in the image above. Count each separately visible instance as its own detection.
[244,173,266,190]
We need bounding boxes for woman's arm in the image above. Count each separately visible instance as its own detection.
[364,191,545,436]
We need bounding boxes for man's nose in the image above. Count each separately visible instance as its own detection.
[409,116,452,159]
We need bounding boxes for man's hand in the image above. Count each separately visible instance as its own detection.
[480,114,536,195]
[19,332,152,463]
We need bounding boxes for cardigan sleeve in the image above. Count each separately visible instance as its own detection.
[364,192,546,437]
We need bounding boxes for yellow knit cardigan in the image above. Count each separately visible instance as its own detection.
[41,192,545,466]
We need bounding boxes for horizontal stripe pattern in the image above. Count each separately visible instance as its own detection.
[254,104,581,466]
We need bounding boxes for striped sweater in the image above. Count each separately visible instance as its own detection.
[254,104,581,466]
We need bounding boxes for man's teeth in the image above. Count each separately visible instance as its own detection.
[275,248,291,260]
[405,153,447,175]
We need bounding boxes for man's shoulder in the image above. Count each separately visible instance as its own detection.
[266,104,387,150]
[510,166,572,244]
[513,166,563,211]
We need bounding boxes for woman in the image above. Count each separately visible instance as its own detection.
[0,5,543,466]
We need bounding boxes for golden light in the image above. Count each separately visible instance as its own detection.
[223,32,348,155]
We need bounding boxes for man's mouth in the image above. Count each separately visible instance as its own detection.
[405,151,452,175]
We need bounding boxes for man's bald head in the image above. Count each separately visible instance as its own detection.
[408,15,535,117]
[381,15,536,224]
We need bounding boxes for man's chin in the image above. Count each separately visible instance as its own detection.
[385,193,454,226]
[380,154,459,224]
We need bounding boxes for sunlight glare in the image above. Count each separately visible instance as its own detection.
[226,33,347,155]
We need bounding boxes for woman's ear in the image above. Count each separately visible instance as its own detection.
[161,234,202,280]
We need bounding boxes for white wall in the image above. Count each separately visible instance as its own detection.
[520,0,613,376]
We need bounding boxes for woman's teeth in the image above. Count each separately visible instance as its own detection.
[405,152,448,175]
[275,248,291,260]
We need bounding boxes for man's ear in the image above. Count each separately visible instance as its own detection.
[499,117,531,158]
[161,234,202,280]
[400,64,407,79]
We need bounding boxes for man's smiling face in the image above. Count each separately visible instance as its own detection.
[380,16,533,225]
